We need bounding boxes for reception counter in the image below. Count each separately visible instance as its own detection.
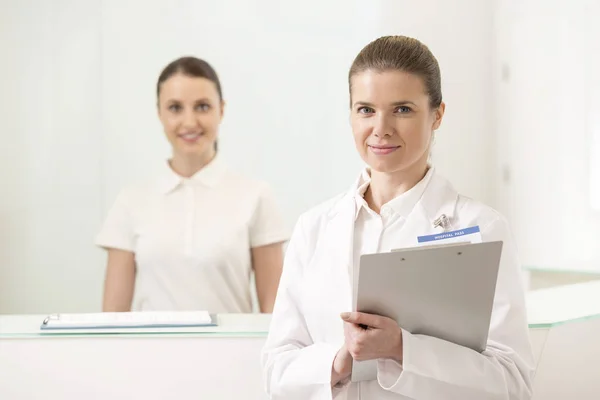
[526,280,600,399]
[1,281,599,399]
[0,314,272,400]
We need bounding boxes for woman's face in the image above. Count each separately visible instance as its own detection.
[350,69,444,174]
[157,73,224,161]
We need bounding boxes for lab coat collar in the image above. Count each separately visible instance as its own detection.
[327,165,459,228]
[353,166,435,220]
[417,169,459,229]
[158,154,226,194]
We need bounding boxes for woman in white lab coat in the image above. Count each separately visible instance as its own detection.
[96,57,289,313]
[262,36,535,399]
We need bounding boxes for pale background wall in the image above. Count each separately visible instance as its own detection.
[0,1,105,314]
[493,0,600,269]
[0,0,598,314]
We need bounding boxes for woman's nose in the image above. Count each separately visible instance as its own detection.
[372,113,393,137]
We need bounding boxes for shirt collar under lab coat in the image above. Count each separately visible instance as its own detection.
[353,166,435,220]
[158,154,227,194]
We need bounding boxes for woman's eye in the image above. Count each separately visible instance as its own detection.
[196,103,210,112]
[168,104,182,112]
[396,106,411,113]
[357,106,374,114]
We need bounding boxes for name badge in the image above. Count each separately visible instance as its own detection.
[417,226,482,245]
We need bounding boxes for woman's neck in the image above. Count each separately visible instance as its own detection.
[365,161,429,214]
[169,150,216,178]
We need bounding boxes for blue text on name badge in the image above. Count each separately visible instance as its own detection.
[417,226,481,243]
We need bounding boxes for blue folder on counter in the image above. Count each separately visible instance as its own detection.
[40,311,217,330]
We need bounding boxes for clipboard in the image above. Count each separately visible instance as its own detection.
[40,311,217,330]
[351,241,503,382]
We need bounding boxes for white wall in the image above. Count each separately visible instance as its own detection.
[494,0,600,269]
[0,0,496,314]
[0,0,106,314]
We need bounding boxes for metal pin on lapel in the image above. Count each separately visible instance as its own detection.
[433,214,450,231]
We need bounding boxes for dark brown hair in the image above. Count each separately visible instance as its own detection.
[349,36,442,109]
[156,56,223,100]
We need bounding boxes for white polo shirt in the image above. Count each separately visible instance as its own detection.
[95,155,290,313]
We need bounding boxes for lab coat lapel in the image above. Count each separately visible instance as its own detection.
[304,192,356,344]
[321,193,356,309]
[397,170,461,246]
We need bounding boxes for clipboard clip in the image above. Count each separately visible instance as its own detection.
[42,314,59,325]
[433,214,451,231]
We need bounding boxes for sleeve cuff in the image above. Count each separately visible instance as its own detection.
[377,358,404,390]
[298,342,340,385]
[304,343,345,399]
[250,231,290,248]
[332,376,351,397]
[95,235,134,252]
[377,328,411,392]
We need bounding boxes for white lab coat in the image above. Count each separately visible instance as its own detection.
[261,169,535,400]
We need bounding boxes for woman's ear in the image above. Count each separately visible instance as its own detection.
[432,102,445,130]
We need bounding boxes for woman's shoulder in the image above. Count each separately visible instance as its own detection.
[426,170,506,229]
[109,178,162,207]
[295,191,350,231]
[221,168,267,187]
[454,193,509,232]
[219,169,277,199]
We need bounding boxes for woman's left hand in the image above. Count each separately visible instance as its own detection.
[340,312,403,363]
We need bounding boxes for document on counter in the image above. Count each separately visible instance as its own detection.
[40,311,216,330]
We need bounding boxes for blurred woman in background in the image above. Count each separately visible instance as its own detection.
[96,57,288,313]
